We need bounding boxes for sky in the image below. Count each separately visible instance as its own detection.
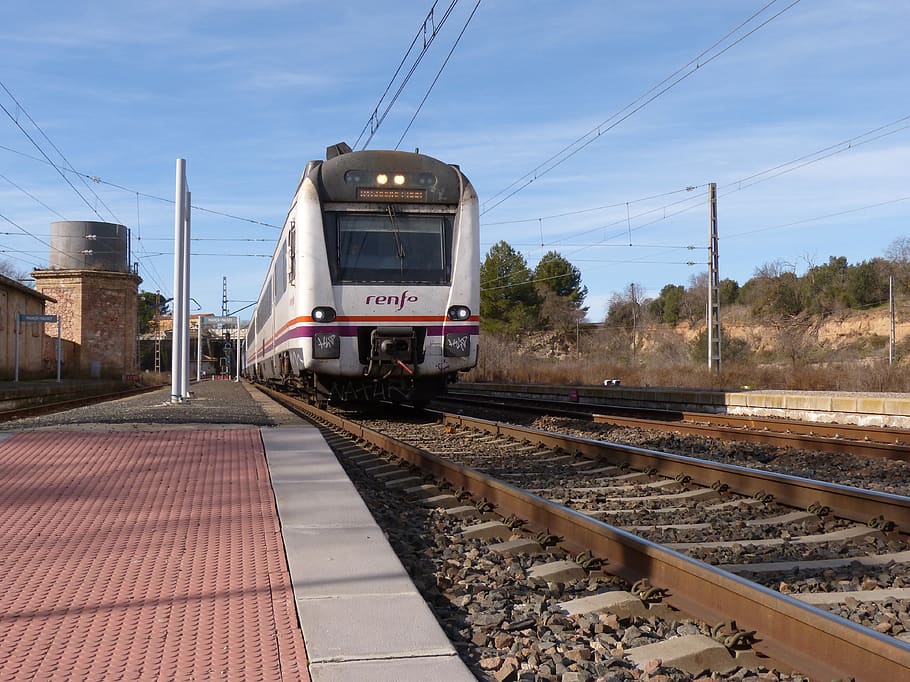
[1,0,908,322]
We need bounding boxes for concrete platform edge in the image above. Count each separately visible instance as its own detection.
[260,427,474,681]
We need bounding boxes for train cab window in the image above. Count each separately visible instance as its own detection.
[331,213,451,284]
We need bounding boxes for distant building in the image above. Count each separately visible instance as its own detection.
[0,274,57,380]
[147,314,247,340]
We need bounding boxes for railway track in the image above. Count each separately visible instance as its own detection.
[0,384,163,422]
[437,391,910,461]
[255,385,910,681]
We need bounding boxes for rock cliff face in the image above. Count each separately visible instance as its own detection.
[669,307,907,355]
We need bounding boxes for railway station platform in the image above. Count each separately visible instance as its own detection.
[0,381,474,681]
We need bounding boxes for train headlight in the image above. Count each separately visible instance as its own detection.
[376,173,388,185]
[393,174,406,185]
[447,305,471,321]
[312,306,336,323]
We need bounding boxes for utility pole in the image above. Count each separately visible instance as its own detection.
[154,289,161,373]
[222,276,231,376]
[890,274,896,366]
[707,183,721,371]
[630,283,637,361]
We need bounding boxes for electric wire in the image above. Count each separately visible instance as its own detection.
[355,0,461,150]
[394,0,483,150]
[0,143,282,229]
[725,195,910,239]
[0,82,117,223]
[485,114,910,267]
[481,0,803,216]
[0,171,67,220]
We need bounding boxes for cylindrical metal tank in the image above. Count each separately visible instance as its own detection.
[49,221,130,272]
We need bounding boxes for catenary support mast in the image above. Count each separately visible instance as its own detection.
[707,183,721,371]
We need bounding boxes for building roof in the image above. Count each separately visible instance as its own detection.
[0,273,56,302]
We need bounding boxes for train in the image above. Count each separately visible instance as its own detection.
[244,142,480,406]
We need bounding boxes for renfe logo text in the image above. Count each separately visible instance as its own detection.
[365,291,419,311]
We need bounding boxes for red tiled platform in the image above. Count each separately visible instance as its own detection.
[0,429,310,681]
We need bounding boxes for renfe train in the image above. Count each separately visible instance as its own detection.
[244,143,479,405]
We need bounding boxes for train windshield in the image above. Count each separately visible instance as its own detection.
[334,212,450,283]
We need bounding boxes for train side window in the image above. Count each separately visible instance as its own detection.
[275,241,287,301]
[288,221,296,285]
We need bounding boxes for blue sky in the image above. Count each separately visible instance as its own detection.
[1,1,908,321]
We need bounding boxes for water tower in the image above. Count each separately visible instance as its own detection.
[32,220,142,379]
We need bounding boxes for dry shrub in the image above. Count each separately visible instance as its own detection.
[466,330,910,392]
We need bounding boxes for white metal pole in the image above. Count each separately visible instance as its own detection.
[181,190,191,398]
[56,317,61,382]
[197,315,204,381]
[171,158,186,403]
[235,316,241,381]
[14,313,20,382]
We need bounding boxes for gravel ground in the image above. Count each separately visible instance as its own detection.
[0,380,303,430]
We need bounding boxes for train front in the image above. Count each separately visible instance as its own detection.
[300,145,479,404]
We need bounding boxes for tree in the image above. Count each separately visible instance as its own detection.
[0,258,31,283]
[605,283,645,332]
[533,251,588,308]
[718,278,740,305]
[845,259,887,309]
[138,291,170,334]
[740,260,802,318]
[479,241,541,332]
[801,256,848,314]
[538,286,586,340]
[604,283,649,362]
[649,284,685,325]
[681,272,708,322]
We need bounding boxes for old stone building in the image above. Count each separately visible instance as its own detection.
[31,221,142,379]
[0,274,57,380]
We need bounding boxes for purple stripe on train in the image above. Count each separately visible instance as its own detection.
[273,324,480,348]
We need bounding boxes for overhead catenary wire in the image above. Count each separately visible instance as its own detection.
[0,80,120,224]
[725,195,910,240]
[481,0,803,216]
[484,113,910,272]
[394,0,483,150]
[0,171,67,220]
[0,143,283,229]
[355,0,462,150]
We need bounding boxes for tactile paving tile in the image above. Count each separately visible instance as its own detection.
[0,429,310,681]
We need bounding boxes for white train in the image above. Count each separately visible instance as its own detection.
[244,143,479,405]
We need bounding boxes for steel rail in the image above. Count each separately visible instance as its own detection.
[439,392,910,461]
[0,384,163,422]
[255,385,910,681]
[438,411,910,533]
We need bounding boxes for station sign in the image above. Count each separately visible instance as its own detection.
[14,313,61,382]
[203,316,237,325]
[19,313,58,323]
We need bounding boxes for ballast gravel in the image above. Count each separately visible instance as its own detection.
[332,437,812,682]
